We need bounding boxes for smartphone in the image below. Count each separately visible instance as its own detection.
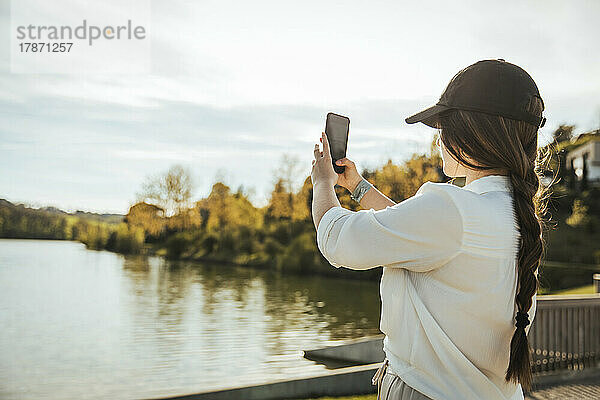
[325,112,350,174]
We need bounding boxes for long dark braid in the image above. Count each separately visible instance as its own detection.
[505,152,543,389]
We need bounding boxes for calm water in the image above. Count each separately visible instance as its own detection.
[0,239,381,399]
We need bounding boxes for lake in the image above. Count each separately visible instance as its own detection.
[0,239,381,399]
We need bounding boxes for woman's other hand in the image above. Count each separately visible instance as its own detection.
[311,132,338,187]
[334,157,363,193]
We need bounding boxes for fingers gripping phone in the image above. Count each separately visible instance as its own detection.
[325,112,350,174]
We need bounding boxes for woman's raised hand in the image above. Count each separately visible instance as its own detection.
[312,133,364,193]
[311,132,339,187]
[334,157,364,193]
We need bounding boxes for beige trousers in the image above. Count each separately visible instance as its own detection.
[372,359,433,400]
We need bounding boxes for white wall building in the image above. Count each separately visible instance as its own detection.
[566,136,600,185]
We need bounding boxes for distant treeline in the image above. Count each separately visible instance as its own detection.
[1,129,599,284]
[0,199,144,254]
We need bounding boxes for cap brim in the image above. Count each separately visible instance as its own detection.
[405,104,451,128]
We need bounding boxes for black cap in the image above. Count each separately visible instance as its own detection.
[405,59,546,129]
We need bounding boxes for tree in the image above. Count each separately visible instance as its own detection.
[552,125,575,144]
[266,154,302,220]
[196,182,262,233]
[371,151,442,203]
[125,202,166,237]
[137,165,194,217]
[566,199,593,232]
[292,177,312,221]
[274,153,302,194]
[197,182,231,231]
[267,178,293,219]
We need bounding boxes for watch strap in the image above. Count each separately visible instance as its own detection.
[350,179,372,202]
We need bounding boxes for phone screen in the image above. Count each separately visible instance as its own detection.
[325,113,350,173]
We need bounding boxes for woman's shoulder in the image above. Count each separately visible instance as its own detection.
[416,180,485,202]
[414,181,488,218]
[390,181,466,221]
[416,181,518,248]
[416,180,456,194]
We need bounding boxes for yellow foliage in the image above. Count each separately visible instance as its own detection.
[126,202,166,236]
[196,182,263,232]
[268,179,294,219]
[372,153,443,202]
[566,199,591,228]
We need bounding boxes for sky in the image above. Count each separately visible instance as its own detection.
[1,0,599,214]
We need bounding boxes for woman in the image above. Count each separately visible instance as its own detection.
[310,59,549,400]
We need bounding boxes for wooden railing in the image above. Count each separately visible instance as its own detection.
[530,294,600,373]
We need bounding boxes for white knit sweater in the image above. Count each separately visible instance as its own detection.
[316,175,536,400]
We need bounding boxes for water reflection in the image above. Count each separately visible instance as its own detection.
[120,257,382,383]
[0,240,381,400]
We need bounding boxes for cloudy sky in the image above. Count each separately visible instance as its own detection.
[1,0,599,214]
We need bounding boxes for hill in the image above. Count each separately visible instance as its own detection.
[0,199,123,240]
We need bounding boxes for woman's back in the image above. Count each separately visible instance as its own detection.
[317,175,536,399]
[380,176,535,400]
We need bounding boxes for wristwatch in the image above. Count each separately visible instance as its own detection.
[350,179,372,202]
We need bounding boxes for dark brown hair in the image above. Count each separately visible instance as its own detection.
[436,95,551,390]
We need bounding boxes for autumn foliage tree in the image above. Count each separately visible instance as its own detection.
[137,165,198,232]
[125,202,166,238]
[138,165,194,217]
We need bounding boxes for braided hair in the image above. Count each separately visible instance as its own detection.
[437,94,551,391]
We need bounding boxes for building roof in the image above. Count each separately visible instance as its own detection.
[566,131,600,163]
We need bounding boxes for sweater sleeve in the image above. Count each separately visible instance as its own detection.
[316,182,463,272]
